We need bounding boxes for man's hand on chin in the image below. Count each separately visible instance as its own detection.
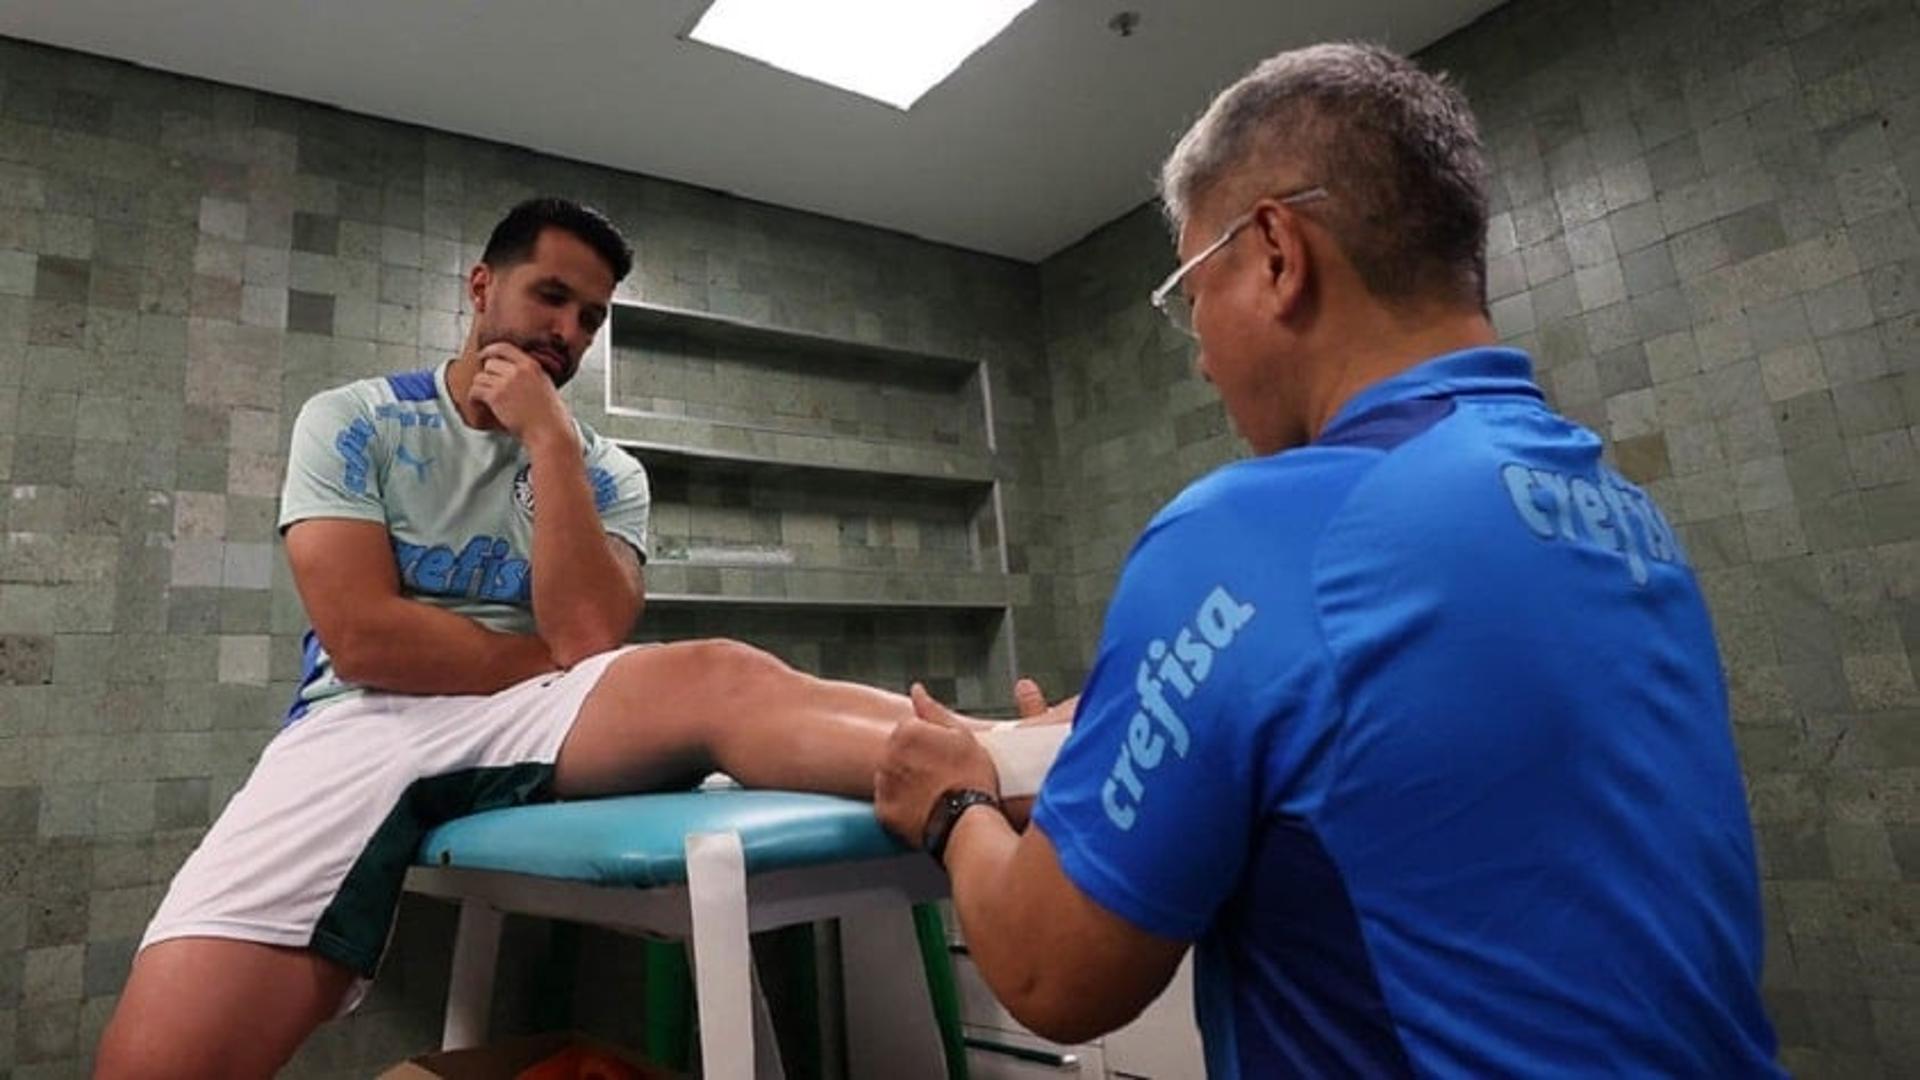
[469,342,578,453]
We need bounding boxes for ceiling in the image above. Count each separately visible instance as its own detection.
[0,0,1506,261]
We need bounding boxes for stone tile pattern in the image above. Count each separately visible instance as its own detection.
[1041,0,1920,1074]
[645,460,984,576]
[1039,208,1234,651]
[0,34,1069,1077]
[634,606,1012,715]
[610,334,985,450]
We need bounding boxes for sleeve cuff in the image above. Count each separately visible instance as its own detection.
[277,504,390,534]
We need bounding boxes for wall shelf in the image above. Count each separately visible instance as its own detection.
[614,437,995,490]
[603,301,995,461]
[644,593,1010,613]
[610,301,979,382]
[641,565,1011,612]
[603,294,1018,701]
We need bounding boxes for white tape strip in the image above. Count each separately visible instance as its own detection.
[981,722,1071,799]
[687,830,758,1079]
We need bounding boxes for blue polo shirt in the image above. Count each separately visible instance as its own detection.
[1031,348,1780,1077]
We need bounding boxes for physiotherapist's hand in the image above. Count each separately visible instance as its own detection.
[469,343,578,453]
[876,684,1001,849]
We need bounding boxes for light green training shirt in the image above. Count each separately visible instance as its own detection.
[277,360,650,720]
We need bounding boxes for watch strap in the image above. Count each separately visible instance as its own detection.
[924,788,1001,866]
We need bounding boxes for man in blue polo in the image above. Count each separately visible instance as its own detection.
[875,43,1782,1076]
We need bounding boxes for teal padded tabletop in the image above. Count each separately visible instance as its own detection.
[416,789,912,888]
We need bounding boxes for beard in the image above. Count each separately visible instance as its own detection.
[478,327,576,389]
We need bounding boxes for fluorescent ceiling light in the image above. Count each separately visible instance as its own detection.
[688,0,1040,110]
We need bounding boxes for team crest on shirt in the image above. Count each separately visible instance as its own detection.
[511,463,618,518]
[513,465,535,517]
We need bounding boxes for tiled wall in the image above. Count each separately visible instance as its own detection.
[1038,207,1230,650]
[607,310,1020,704]
[634,606,1009,713]
[1040,0,1920,1074]
[610,335,988,451]
[636,461,1017,707]
[0,33,1070,1076]
[6,0,1919,1071]
[644,466,984,577]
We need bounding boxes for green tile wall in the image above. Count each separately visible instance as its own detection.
[6,0,1920,1071]
[0,33,1069,1076]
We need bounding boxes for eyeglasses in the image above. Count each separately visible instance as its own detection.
[1149,186,1330,338]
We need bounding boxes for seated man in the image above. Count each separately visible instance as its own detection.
[877,43,1783,1078]
[95,197,968,1078]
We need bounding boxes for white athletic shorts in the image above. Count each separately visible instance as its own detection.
[140,645,643,990]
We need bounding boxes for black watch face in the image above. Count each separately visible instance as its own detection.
[928,790,995,861]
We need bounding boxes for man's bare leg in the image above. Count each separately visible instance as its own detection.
[91,641,913,1079]
[556,639,916,797]
[95,938,355,1079]
[94,639,995,1079]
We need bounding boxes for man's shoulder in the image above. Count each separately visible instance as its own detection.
[1149,447,1378,541]
[577,419,646,479]
[301,373,397,415]
[1113,449,1378,635]
[572,412,610,450]
[299,369,454,429]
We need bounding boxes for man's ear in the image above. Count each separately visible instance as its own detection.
[468,262,493,315]
[1255,203,1312,319]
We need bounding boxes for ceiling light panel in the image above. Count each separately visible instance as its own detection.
[689,0,1040,110]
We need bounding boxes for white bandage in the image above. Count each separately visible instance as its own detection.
[980,722,1071,799]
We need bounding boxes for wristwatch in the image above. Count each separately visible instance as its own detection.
[923,788,1002,866]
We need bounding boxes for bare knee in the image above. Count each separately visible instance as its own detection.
[693,638,791,680]
[612,638,794,702]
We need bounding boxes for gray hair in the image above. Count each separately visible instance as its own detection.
[1159,42,1489,308]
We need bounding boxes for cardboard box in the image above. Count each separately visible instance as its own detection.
[379,1032,678,1080]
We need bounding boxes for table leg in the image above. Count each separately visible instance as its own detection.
[442,899,504,1050]
[841,904,949,1080]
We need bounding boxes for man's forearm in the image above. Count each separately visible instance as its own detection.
[946,815,1157,1045]
[526,432,637,664]
[330,595,557,695]
[946,810,1042,1016]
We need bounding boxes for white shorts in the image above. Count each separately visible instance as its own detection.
[141,645,642,987]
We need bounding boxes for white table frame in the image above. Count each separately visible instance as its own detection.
[403,831,953,1080]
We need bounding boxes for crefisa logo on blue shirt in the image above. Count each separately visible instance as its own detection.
[1103,585,1257,831]
[393,535,530,603]
[1499,463,1687,585]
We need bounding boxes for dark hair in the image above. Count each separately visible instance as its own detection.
[482,197,633,282]
[1161,43,1489,309]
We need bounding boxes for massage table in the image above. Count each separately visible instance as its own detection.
[405,788,954,1079]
